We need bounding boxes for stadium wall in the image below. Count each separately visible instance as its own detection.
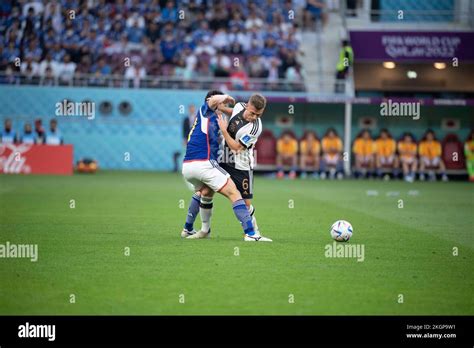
[263,103,473,141]
[0,86,472,171]
[0,86,203,171]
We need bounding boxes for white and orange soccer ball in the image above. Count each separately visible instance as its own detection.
[330,220,353,242]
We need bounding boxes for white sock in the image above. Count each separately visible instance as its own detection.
[249,205,259,235]
[200,196,213,232]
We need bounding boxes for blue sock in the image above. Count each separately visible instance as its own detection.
[232,199,254,235]
[184,193,200,231]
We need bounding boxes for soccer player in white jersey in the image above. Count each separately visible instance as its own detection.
[181,90,271,242]
[216,93,266,237]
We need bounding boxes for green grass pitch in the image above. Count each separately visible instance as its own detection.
[0,171,473,315]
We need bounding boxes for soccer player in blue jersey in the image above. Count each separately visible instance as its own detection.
[181,90,271,242]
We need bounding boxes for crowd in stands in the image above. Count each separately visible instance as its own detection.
[0,118,63,145]
[269,128,474,182]
[0,0,315,90]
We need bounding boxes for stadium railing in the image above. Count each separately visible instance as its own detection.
[0,72,351,94]
[341,7,474,28]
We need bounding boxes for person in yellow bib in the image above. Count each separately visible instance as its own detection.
[352,129,375,178]
[277,131,299,179]
[321,128,344,180]
[418,130,448,182]
[397,133,418,183]
[375,129,399,180]
[465,130,474,182]
[299,131,321,179]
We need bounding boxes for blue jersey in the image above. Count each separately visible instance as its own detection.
[0,129,16,144]
[20,132,36,144]
[183,102,220,162]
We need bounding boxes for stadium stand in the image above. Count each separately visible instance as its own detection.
[0,0,306,91]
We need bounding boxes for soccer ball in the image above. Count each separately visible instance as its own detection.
[330,220,353,242]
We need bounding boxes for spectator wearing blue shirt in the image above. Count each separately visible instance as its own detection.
[1,119,17,144]
[20,123,36,144]
[3,42,20,63]
[45,119,63,146]
[43,28,60,52]
[50,42,66,62]
[160,34,178,64]
[109,21,125,42]
[89,57,111,86]
[91,57,111,75]
[127,20,145,44]
[161,1,177,22]
[262,38,278,58]
[23,39,43,62]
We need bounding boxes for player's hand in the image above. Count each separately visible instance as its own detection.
[223,95,235,106]
[216,112,228,131]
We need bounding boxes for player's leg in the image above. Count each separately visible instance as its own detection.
[419,157,427,181]
[410,159,418,182]
[335,155,344,179]
[198,185,214,233]
[375,155,383,178]
[245,199,260,236]
[393,155,400,179]
[186,161,270,241]
[314,155,320,178]
[181,190,201,237]
[401,159,409,181]
[320,155,328,179]
[276,154,285,179]
[181,162,205,237]
[354,155,363,178]
[437,158,448,181]
[289,154,297,179]
[218,180,271,241]
[244,169,260,236]
[186,185,216,239]
[300,154,308,178]
[222,164,264,238]
[367,155,375,178]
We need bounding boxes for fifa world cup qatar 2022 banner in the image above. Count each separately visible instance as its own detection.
[0,144,73,175]
[349,31,474,62]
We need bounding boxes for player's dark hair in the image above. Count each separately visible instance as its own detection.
[358,129,371,138]
[302,130,318,140]
[325,127,338,137]
[380,128,392,138]
[204,90,224,102]
[422,129,436,141]
[402,132,416,142]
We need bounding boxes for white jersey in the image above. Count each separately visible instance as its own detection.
[219,102,262,171]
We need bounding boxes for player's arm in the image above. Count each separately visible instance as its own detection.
[216,113,245,152]
[207,94,235,111]
[216,104,234,117]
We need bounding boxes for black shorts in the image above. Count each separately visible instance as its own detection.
[220,163,253,199]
